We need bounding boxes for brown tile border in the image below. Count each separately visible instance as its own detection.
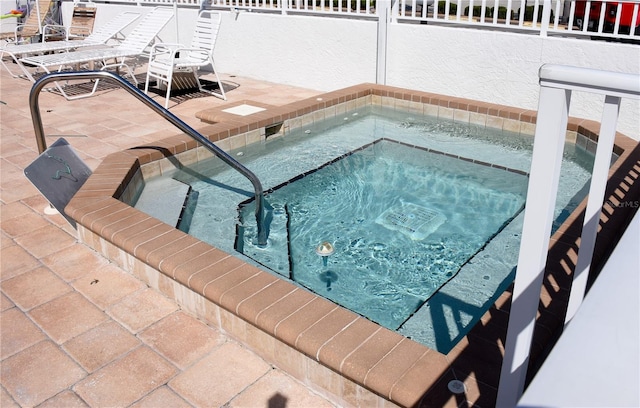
[65,84,640,407]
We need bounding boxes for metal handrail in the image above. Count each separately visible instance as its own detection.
[29,70,268,246]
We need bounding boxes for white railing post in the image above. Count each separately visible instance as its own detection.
[35,0,42,37]
[480,0,487,23]
[174,0,179,43]
[377,0,391,84]
[496,79,571,408]
[564,94,621,324]
[539,0,551,36]
[497,64,640,407]
[631,3,640,34]
[390,0,399,23]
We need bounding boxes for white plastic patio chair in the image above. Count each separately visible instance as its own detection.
[1,11,141,79]
[18,7,174,100]
[42,2,98,42]
[144,10,226,108]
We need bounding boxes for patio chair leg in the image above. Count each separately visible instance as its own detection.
[0,51,35,81]
[194,61,226,101]
[164,69,174,109]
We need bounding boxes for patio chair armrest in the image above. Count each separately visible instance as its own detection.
[150,42,183,52]
[170,46,211,62]
[42,23,68,41]
[170,46,209,53]
[66,24,93,39]
[12,23,40,43]
[14,22,39,34]
[148,42,184,60]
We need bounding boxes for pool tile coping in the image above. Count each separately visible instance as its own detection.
[65,83,640,407]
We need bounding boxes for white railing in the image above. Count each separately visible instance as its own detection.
[68,0,640,39]
[566,0,640,37]
[97,0,377,16]
[395,0,640,40]
[208,0,378,16]
[497,64,640,407]
[395,0,558,30]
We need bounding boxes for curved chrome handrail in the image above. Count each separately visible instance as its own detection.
[29,70,268,246]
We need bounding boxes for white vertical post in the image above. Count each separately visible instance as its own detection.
[496,84,571,407]
[539,0,551,36]
[496,64,638,407]
[376,0,390,85]
[517,0,525,26]
[468,0,475,22]
[562,0,571,23]
[564,95,621,324]
[35,0,42,36]
[174,0,179,43]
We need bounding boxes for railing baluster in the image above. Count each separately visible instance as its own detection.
[567,0,576,32]
[552,0,561,30]
[597,1,606,32]
[632,3,640,35]
[565,94,621,324]
[480,0,487,23]
[613,2,623,33]
[497,64,640,407]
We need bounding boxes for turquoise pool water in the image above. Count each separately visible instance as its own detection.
[142,106,594,353]
[236,138,528,330]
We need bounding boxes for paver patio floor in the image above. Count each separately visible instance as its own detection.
[0,66,341,407]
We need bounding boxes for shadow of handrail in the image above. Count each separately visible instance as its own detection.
[28,70,268,246]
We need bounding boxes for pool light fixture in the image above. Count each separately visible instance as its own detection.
[316,241,335,267]
[315,241,335,257]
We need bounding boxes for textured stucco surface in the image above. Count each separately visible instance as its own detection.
[387,24,639,139]
[62,4,639,139]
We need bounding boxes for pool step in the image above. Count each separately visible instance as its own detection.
[134,178,190,228]
[236,202,292,279]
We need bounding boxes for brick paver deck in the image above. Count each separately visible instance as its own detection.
[0,67,338,407]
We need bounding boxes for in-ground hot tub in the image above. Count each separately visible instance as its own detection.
[66,84,640,407]
[138,103,588,356]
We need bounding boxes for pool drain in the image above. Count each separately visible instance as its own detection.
[447,380,466,394]
[375,202,446,240]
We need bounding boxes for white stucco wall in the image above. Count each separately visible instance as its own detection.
[386,23,640,140]
[214,13,378,91]
[60,5,378,91]
[61,4,639,139]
